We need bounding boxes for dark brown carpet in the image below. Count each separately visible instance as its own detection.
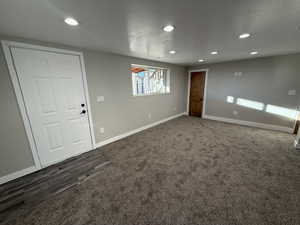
[1,116,300,225]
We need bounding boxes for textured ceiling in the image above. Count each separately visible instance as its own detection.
[0,0,300,65]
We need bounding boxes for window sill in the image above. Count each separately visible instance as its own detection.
[133,92,171,97]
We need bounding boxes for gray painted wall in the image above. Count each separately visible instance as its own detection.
[0,35,187,178]
[0,46,35,177]
[85,51,187,142]
[189,54,300,129]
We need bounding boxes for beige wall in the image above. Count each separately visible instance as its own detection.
[0,35,187,178]
[189,54,300,129]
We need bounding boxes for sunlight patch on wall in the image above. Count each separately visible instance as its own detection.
[226,96,234,103]
[236,98,264,111]
[225,95,299,120]
[266,105,299,120]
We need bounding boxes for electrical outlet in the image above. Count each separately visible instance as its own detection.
[233,110,238,115]
[148,113,152,119]
[100,127,105,134]
[173,107,177,111]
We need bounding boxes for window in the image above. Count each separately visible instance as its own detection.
[131,64,170,96]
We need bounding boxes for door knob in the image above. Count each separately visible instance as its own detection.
[80,110,86,114]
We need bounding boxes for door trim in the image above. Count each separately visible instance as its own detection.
[1,40,96,172]
[187,69,209,117]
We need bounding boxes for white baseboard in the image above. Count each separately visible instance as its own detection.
[0,166,37,185]
[203,114,293,133]
[0,113,186,186]
[95,112,187,149]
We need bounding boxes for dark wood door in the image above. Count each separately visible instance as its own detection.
[293,114,300,134]
[189,71,206,117]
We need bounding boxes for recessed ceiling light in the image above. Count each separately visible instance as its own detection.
[163,25,175,32]
[198,59,205,62]
[64,17,79,26]
[250,51,258,55]
[239,33,251,39]
[169,50,176,54]
[210,51,218,55]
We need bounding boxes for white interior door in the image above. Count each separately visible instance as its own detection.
[10,47,92,167]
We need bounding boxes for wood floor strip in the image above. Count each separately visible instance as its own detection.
[0,149,110,215]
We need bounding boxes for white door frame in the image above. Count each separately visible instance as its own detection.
[1,40,96,171]
[187,69,209,117]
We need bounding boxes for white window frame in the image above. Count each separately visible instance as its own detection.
[131,64,171,97]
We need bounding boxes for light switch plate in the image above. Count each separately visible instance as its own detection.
[288,89,296,96]
[234,72,242,77]
[97,96,105,102]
